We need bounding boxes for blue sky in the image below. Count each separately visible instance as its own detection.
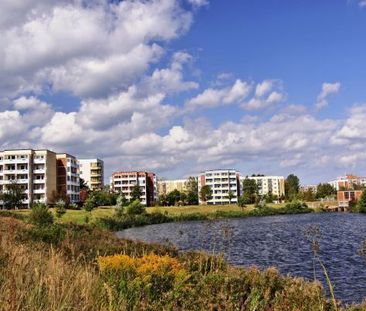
[0,0,366,184]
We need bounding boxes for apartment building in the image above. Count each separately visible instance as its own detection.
[56,154,80,203]
[78,159,104,191]
[329,175,366,191]
[158,179,188,196]
[198,169,240,205]
[242,175,285,198]
[0,149,57,208]
[111,171,157,206]
[337,190,363,208]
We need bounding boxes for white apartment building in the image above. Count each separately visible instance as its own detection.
[78,159,104,191]
[198,169,240,205]
[0,149,57,208]
[111,171,157,206]
[241,175,285,198]
[56,153,80,203]
[328,175,366,191]
[158,179,188,195]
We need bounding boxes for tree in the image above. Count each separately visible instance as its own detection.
[126,200,146,215]
[185,177,199,205]
[242,178,258,204]
[227,191,235,204]
[237,196,246,211]
[285,174,300,201]
[29,203,54,227]
[83,196,97,213]
[1,181,24,209]
[55,199,66,219]
[158,194,169,206]
[316,183,336,199]
[131,184,143,202]
[199,185,212,203]
[115,193,128,217]
[167,189,182,206]
[299,189,316,202]
[357,190,366,213]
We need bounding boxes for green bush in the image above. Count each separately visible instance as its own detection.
[126,200,146,215]
[24,224,65,244]
[285,201,308,210]
[84,196,97,212]
[29,203,54,227]
[55,199,66,218]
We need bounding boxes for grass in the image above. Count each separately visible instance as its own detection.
[1,215,362,310]
[11,203,287,225]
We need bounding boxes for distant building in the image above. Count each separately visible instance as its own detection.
[0,149,57,208]
[329,175,366,191]
[198,169,240,205]
[111,171,157,206]
[78,159,104,191]
[158,179,188,196]
[241,175,285,198]
[56,153,80,203]
[300,184,317,193]
[337,190,363,208]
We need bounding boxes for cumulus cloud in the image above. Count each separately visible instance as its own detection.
[315,82,341,111]
[186,79,252,110]
[0,0,194,98]
[241,80,285,110]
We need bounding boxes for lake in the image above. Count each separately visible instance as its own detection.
[117,213,366,304]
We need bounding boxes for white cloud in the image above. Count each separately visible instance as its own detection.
[0,0,194,98]
[186,79,252,110]
[187,0,209,7]
[241,80,285,110]
[358,0,366,8]
[315,82,341,111]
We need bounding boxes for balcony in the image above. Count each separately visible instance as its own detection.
[33,157,46,164]
[34,179,45,184]
[33,188,45,194]
[33,169,45,174]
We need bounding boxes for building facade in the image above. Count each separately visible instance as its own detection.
[329,175,366,191]
[0,149,57,208]
[111,171,157,206]
[78,159,104,191]
[242,175,285,198]
[158,179,188,196]
[56,154,80,203]
[337,190,363,208]
[198,169,240,205]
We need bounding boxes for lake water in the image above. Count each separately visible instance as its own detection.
[117,213,366,304]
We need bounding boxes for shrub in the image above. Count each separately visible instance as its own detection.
[115,194,128,217]
[126,200,146,215]
[24,224,65,244]
[29,203,54,227]
[55,199,66,218]
[84,196,97,213]
[285,200,308,210]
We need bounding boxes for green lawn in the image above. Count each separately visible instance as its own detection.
[12,203,287,225]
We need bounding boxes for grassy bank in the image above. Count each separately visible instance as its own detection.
[0,215,363,310]
[11,202,302,229]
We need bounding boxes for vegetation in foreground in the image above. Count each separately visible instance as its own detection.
[1,213,364,311]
